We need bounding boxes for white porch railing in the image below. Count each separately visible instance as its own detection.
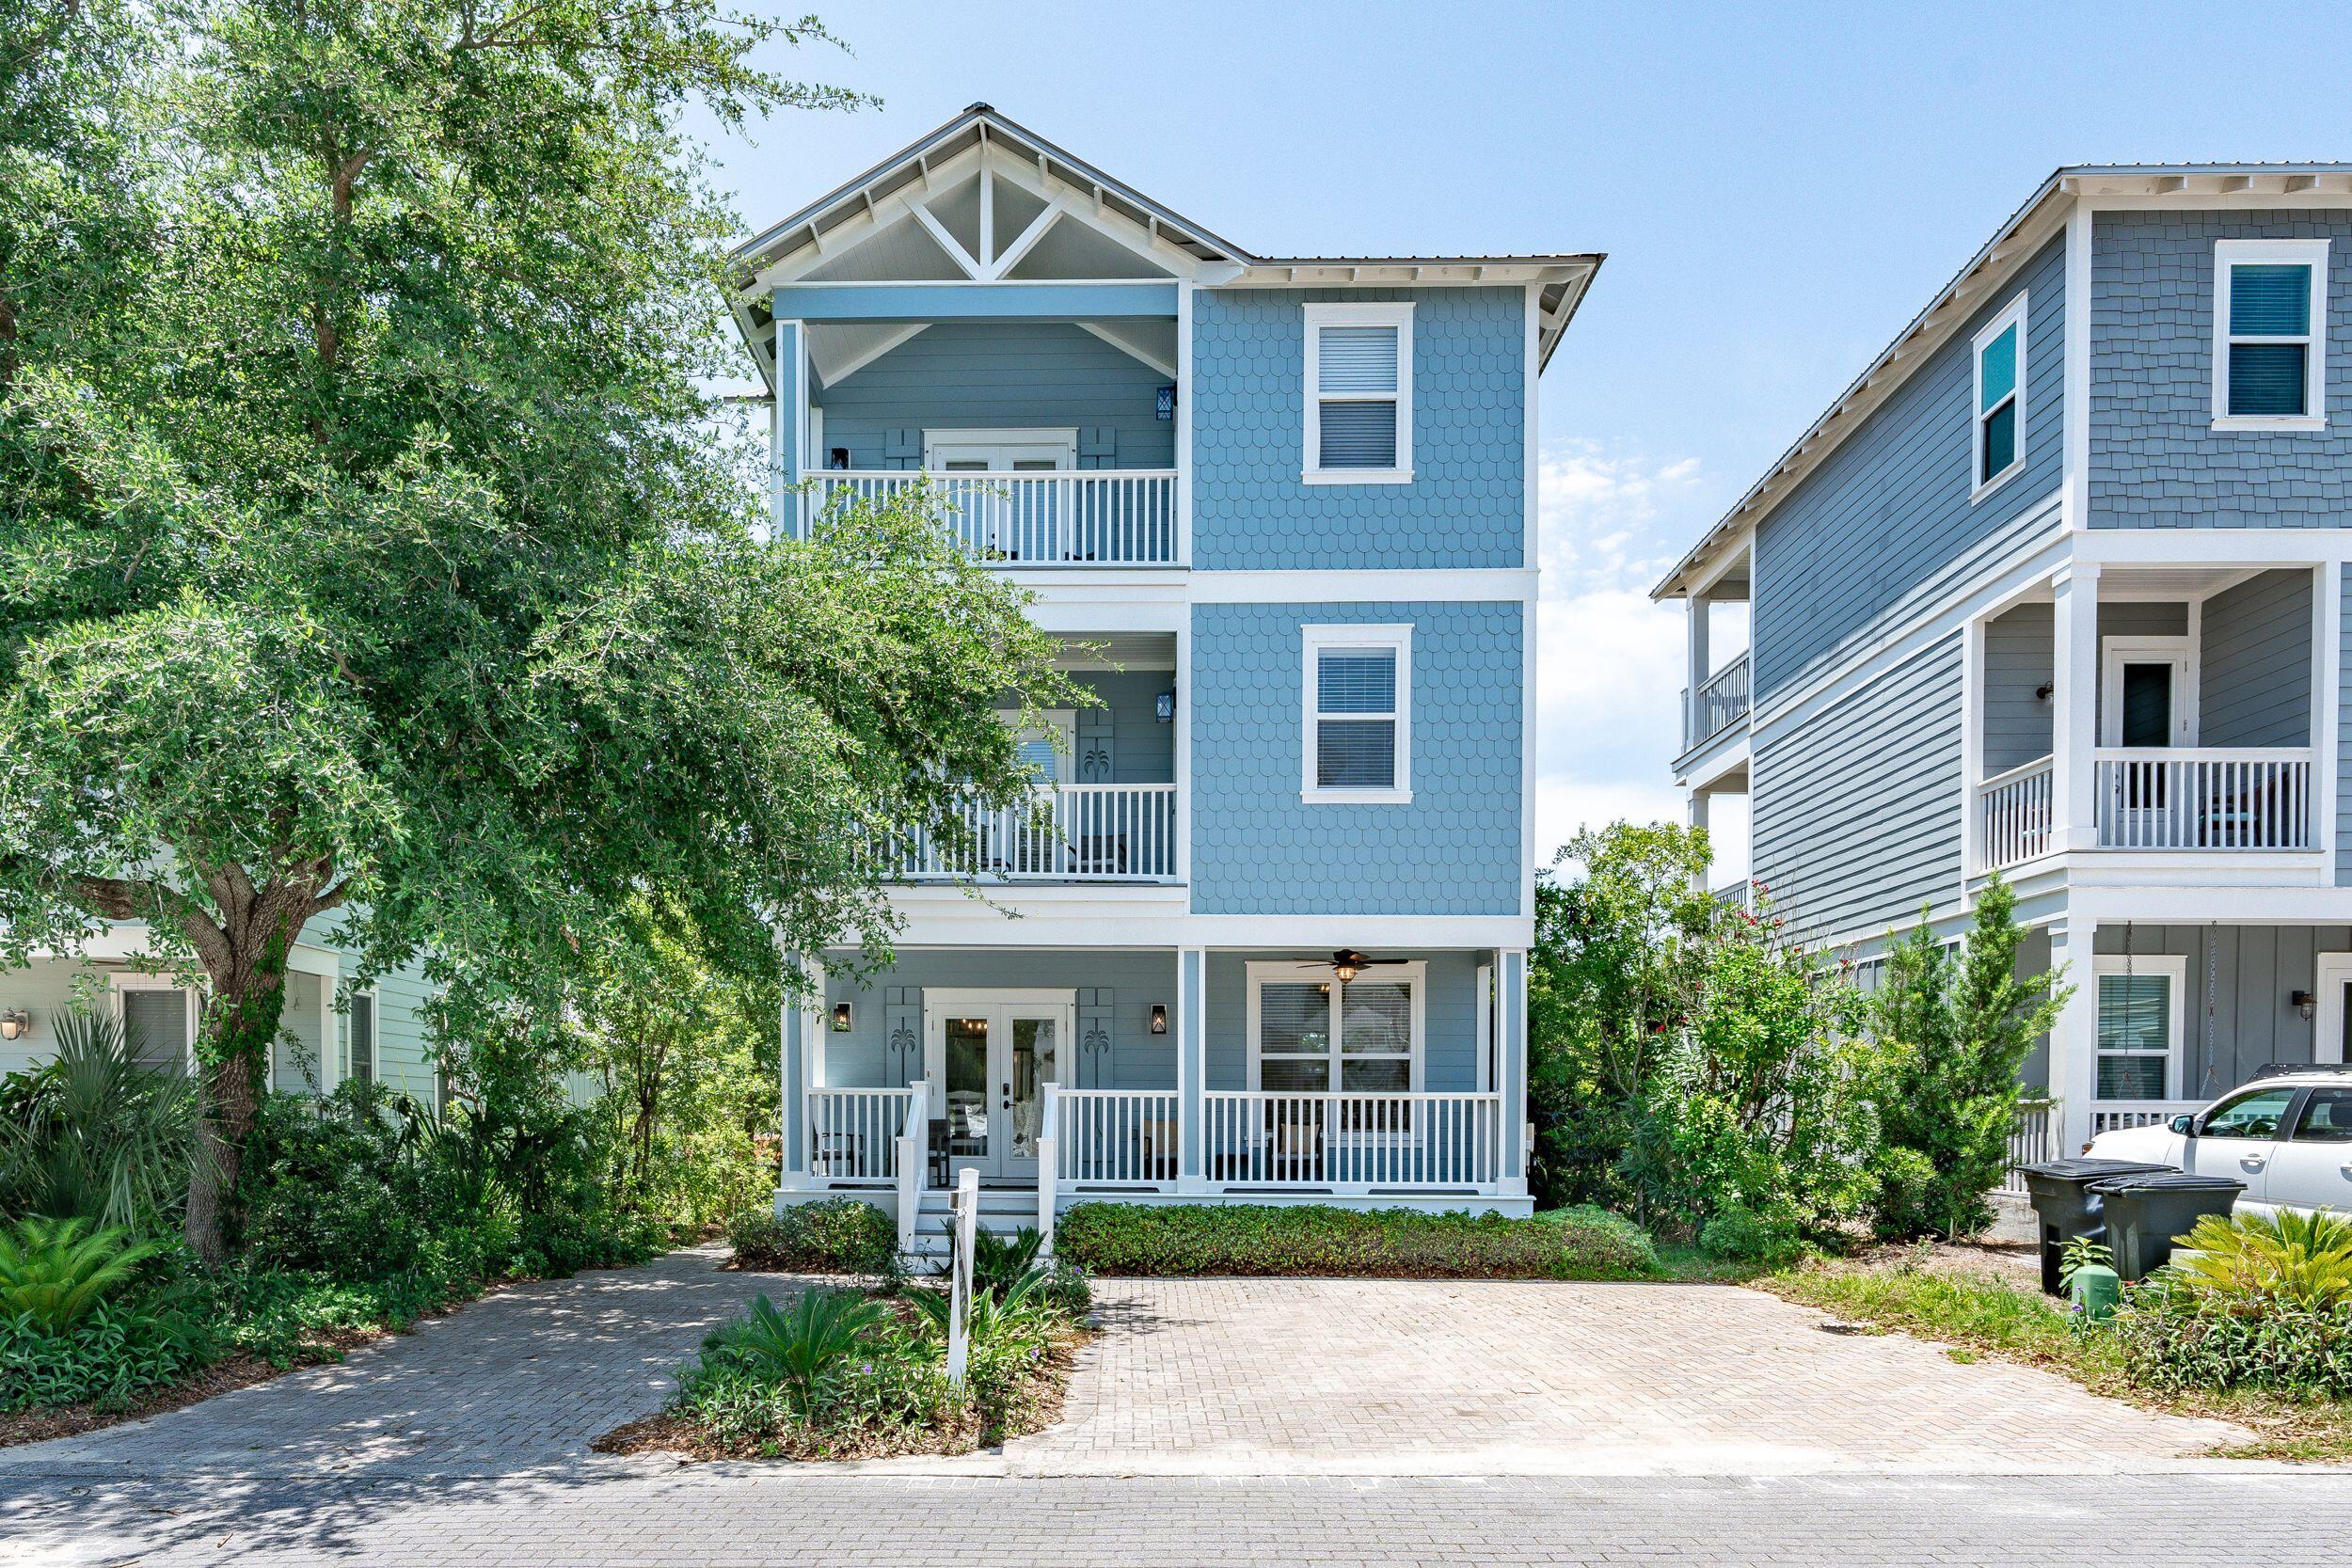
[1998,1098,2058,1195]
[809,470,1179,565]
[1200,1091,1504,1192]
[1053,1088,1182,1189]
[2090,1100,2201,1136]
[1682,652,1752,752]
[2094,748,2312,851]
[888,783,1178,882]
[1978,755,2056,871]
[806,1086,917,1184]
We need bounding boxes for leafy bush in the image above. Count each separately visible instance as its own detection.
[0,1009,197,1230]
[701,1290,889,1418]
[2161,1210,2352,1313]
[728,1199,898,1274]
[2108,1212,2352,1396]
[0,1216,168,1328]
[0,1292,215,1413]
[1054,1202,1660,1279]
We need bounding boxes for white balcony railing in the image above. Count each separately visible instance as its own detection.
[809,470,1178,565]
[1200,1091,1504,1192]
[1054,1089,1181,1189]
[2090,1100,2201,1137]
[1682,652,1752,752]
[2094,748,2312,851]
[887,783,1178,883]
[806,1086,919,1184]
[1978,756,2056,871]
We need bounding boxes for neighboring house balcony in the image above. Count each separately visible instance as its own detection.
[1968,562,2324,879]
[1673,550,1752,783]
[1681,650,1752,754]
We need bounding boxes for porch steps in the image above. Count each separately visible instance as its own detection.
[901,1188,1044,1267]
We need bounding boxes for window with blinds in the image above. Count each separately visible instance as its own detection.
[2214,241,2328,425]
[121,989,190,1078]
[1971,294,2025,495]
[1302,625,1412,800]
[350,990,376,1084]
[1303,303,1413,482]
[2095,971,2172,1101]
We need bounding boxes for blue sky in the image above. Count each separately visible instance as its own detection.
[697,0,2352,863]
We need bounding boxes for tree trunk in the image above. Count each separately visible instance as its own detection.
[183,916,294,1265]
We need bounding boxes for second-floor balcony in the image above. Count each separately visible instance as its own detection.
[1970,562,2323,874]
[886,782,1179,883]
[1681,651,1752,752]
[810,468,1178,565]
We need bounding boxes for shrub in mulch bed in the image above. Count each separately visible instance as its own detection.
[725,1200,898,1275]
[1053,1202,1661,1280]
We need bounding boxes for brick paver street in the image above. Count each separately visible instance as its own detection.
[0,1246,2317,1565]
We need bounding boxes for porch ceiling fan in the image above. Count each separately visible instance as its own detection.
[1328,949,1409,983]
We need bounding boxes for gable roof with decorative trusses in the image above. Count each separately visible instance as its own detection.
[726,103,1600,389]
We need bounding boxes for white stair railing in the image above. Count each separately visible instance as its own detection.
[809,470,1179,565]
[894,1080,929,1255]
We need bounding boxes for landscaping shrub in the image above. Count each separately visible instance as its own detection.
[2109,1212,2352,1396]
[1053,1202,1660,1280]
[0,1010,198,1232]
[0,1217,167,1329]
[0,1292,215,1413]
[727,1199,898,1275]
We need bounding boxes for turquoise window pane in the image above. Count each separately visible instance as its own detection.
[2230,342,2309,417]
[1979,401,2016,482]
[1978,324,2017,414]
[2230,263,2311,336]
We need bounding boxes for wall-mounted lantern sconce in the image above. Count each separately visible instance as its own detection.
[2294,990,2318,1022]
[0,1008,25,1041]
[1155,385,1176,421]
[1149,1004,1168,1036]
[2035,683,2055,702]
[831,1001,854,1033]
[1155,689,1176,723]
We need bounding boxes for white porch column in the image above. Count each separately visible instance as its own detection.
[2048,915,2100,1155]
[1498,947,1530,1198]
[772,318,807,539]
[1687,788,1713,893]
[1175,946,1207,1195]
[1684,593,1712,753]
[2050,563,2101,852]
[777,951,821,1201]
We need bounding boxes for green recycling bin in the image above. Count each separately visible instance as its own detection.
[2086,1171,2245,1283]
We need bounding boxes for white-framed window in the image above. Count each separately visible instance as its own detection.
[1302,302,1413,483]
[2212,239,2328,430]
[1970,293,2027,499]
[995,706,1077,785]
[111,974,197,1080]
[348,989,377,1085]
[1246,959,1426,1096]
[1301,624,1411,803]
[2092,955,2185,1101]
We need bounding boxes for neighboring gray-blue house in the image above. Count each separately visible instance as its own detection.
[728,106,1595,1243]
[1656,164,2352,1159]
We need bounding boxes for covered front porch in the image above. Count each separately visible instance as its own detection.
[777,945,1531,1232]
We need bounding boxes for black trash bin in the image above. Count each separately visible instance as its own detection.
[2088,1171,2245,1283]
[2019,1159,2176,1294]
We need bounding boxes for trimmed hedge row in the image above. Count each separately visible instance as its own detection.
[727,1199,898,1275]
[1053,1202,1660,1280]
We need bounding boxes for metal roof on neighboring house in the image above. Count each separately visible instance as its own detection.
[1651,162,2352,601]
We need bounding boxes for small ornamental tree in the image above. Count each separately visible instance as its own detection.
[1865,876,2069,1239]
[0,2,1077,1259]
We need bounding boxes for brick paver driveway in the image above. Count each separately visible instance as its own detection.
[0,1250,2242,1483]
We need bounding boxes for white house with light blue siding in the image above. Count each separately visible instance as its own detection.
[730,106,1594,1243]
[0,924,443,1109]
[1656,164,2352,1160]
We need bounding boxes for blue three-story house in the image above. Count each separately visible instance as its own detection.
[727,106,1596,1249]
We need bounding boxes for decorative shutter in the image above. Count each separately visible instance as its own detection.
[885,987,922,1088]
[1078,426,1117,470]
[884,428,921,469]
[1077,988,1116,1090]
[1076,705,1115,784]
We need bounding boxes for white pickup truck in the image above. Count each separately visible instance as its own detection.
[2084,1069,2352,1219]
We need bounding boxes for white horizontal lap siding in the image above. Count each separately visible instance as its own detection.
[1753,635,1965,941]
[2200,568,2314,748]
[369,960,441,1105]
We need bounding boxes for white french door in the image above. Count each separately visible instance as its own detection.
[922,989,1074,1180]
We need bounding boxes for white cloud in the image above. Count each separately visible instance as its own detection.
[1529,440,1720,858]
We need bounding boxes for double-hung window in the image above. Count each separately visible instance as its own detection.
[1303,302,1413,483]
[1302,625,1411,803]
[2214,239,2328,429]
[2092,956,2183,1101]
[1248,960,1424,1097]
[1971,294,2026,498]
[348,990,376,1085]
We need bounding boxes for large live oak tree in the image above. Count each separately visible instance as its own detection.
[0,0,1074,1259]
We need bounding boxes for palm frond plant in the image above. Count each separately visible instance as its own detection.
[2159,1209,2352,1313]
[0,1215,167,1329]
[0,1010,199,1232]
[706,1289,888,1418]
